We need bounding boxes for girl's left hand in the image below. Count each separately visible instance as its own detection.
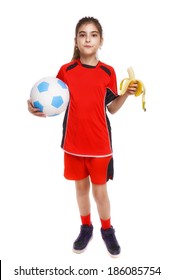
[126,82,138,95]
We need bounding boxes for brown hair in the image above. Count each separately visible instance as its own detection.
[72,16,103,61]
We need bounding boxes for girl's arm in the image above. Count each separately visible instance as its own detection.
[107,82,138,114]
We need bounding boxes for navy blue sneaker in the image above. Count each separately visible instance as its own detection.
[101,226,121,257]
[73,224,93,253]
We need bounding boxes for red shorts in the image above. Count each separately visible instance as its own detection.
[64,153,114,185]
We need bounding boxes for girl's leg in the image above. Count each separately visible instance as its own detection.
[73,177,93,253]
[92,183,121,257]
[92,183,110,221]
[75,177,91,217]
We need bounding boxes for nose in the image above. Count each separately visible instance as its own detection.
[85,35,90,42]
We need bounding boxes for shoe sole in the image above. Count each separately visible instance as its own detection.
[108,251,121,258]
[102,240,121,258]
[73,235,93,254]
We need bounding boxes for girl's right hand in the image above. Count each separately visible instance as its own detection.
[27,100,46,117]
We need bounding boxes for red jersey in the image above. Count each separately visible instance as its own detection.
[56,59,118,157]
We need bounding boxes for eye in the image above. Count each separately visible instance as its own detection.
[79,33,85,37]
[92,34,98,37]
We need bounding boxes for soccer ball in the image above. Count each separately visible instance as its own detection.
[30,77,70,116]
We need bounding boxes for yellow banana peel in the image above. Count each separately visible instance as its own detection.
[120,67,146,111]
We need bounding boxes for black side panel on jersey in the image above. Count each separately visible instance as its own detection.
[61,104,69,148]
[105,88,118,105]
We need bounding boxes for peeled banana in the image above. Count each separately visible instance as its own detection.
[120,67,146,111]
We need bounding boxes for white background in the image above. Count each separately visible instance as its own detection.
[0,0,174,279]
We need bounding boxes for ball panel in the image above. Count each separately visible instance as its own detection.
[37,91,53,106]
[43,105,58,116]
[33,101,44,112]
[51,96,64,108]
[57,79,68,89]
[37,82,49,92]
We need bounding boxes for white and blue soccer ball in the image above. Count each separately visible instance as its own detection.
[30,77,69,116]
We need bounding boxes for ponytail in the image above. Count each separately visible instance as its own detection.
[71,46,80,61]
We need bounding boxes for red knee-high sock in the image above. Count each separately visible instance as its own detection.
[100,218,111,229]
[81,214,91,226]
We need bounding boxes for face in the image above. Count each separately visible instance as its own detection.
[75,23,103,58]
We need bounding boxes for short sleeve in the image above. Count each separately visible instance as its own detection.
[56,66,65,82]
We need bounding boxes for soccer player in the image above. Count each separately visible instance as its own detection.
[27,17,138,257]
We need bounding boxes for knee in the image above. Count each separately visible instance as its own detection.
[75,178,90,197]
[77,187,89,198]
[92,187,107,204]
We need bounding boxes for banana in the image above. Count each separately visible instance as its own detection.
[120,67,146,111]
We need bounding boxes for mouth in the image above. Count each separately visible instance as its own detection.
[84,45,92,48]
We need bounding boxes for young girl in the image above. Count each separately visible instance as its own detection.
[28,16,137,257]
